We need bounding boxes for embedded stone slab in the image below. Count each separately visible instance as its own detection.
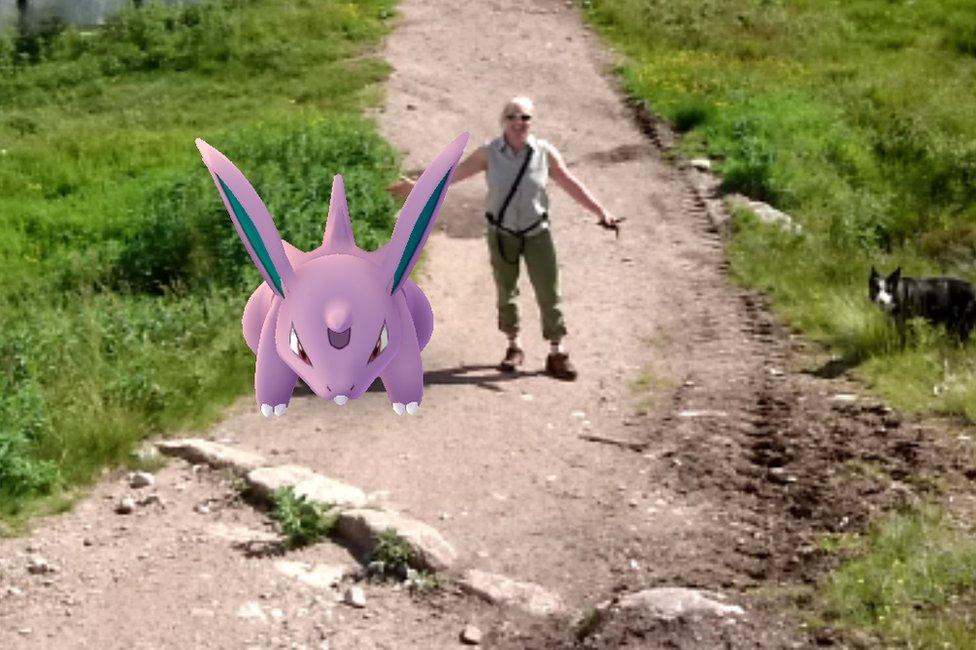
[246,465,368,509]
[156,438,268,476]
[600,587,745,620]
[207,523,280,546]
[275,560,352,589]
[727,194,802,235]
[335,508,457,572]
[459,569,567,617]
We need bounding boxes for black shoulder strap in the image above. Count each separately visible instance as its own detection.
[496,144,533,226]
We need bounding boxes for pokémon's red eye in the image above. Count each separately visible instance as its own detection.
[290,326,311,366]
[369,323,389,363]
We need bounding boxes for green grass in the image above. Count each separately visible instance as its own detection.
[0,0,399,525]
[580,0,976,423]
[813,508,976,647]
[271,487,340,550]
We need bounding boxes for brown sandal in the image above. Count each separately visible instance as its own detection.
[499,346,525,372]
[545,352,578,381]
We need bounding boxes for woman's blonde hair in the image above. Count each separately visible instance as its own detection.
[499,96,534,126]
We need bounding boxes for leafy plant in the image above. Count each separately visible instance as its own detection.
[407,570,443,592]
[0,430,59,505]
[270,486,338,550]
[370,527,414,575]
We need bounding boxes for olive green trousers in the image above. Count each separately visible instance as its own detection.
[486,225,567,341]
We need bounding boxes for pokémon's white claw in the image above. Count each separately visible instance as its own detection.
[405,402,419,415]
[392,402,406,415]
[333,395,349,406]
[260,403,273,417]
[273,403,287,416]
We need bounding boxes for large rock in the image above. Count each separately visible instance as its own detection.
[727,195,802,235]
[335,509,457,572]
[156,439,267,476]
[601,587,745,620]
[246,465,368,509]
[459,569,566,617]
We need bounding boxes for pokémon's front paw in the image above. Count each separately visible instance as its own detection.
[333,395,349,405]
[260,403,288,417]
[392,401,420,416]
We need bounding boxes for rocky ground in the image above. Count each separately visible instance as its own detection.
[2,0,976,648]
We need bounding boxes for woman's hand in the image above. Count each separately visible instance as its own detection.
[598,211,624,236]
[387,176,415,200]
[598,211,620,228]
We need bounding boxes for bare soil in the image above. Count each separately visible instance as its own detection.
[3,0,976,648]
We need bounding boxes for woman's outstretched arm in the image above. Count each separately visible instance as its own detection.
[388,145,488,199]
[547,144,619,227]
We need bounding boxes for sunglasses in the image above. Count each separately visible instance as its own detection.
[505,113,532,122]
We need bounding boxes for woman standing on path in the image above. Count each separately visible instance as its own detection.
[390,96,620,380]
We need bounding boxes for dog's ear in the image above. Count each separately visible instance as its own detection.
[889,267,901,284]
[870,266,879,280]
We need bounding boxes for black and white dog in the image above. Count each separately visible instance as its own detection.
[869,267,976,344]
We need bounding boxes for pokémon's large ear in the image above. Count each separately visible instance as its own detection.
[321,175,357,255]
[195,139,295,299]
[382,132,469,295]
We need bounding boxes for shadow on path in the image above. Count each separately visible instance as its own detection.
[293,364,544,397]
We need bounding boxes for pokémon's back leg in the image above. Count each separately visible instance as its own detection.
[403,280,434,351]
[243,284,275,354]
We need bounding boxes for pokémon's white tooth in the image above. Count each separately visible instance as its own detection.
[273,403,287,416]
[334,395,349,405]
[405,402,419,415]
[392,402,406,415]
[260,404,273,417]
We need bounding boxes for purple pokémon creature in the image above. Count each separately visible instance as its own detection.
[195,133,469,416]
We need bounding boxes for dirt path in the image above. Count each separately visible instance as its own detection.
[4,1,975,648]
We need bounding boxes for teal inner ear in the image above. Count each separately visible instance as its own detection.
[391,168,451,294]
[217,175,285,296]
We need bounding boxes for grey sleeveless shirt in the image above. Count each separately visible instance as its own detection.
[485,134,552,236]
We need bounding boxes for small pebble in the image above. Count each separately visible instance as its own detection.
[460,624,483,645]
[344,587,366,609]
[138,494,162,507]
[128,472,156,489]
[115,498,136,515]
[27,556,53,575]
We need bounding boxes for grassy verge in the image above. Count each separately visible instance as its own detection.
[808,508,976,647]
[579,0,976,645]
[579,0,976,421]
[0,0,398,526]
